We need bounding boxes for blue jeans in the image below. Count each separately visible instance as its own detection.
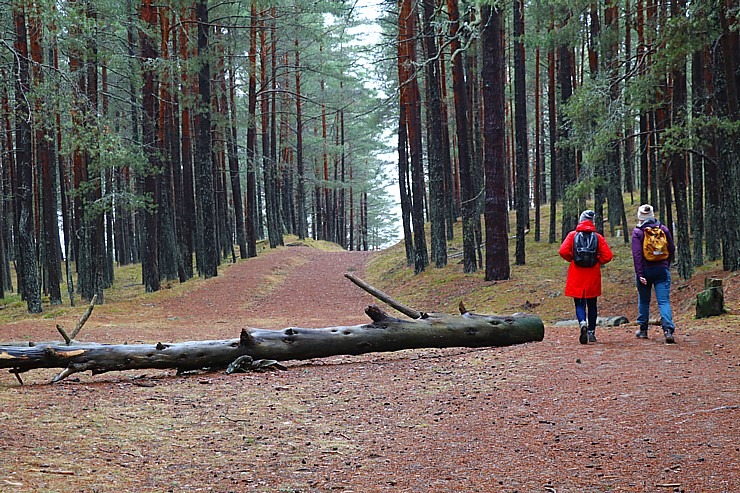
[636,267,674,331]
[574,297,598,331]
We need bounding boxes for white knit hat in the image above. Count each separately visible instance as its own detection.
[579,210,595,223]
[637,204,655,221]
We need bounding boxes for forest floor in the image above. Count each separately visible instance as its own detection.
[0,240,738,493]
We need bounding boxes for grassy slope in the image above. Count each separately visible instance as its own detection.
[365,208,738,329]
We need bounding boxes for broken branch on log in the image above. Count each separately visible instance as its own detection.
[55,294,97,345]
[344,273,422,319]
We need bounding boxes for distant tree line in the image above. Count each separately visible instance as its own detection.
[387,0,738,281]
[0,0,396,312]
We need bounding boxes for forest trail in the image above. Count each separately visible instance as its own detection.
[149,246,377,338]
[0,246,376,344]
[0,246,737,493]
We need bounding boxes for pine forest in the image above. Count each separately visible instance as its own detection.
[0,0,737,313]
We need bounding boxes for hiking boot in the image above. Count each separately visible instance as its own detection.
[587,330,597,343]
[635,326,648,339]
[664,329,675,344]
[579,321,588,344]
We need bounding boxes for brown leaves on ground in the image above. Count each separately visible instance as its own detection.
[0,246,738,492]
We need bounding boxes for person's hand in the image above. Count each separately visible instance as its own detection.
[639,276,647,285]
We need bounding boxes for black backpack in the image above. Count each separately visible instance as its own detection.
[573,231,598,267]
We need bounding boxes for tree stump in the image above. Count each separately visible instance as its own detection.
[696,278,726,319]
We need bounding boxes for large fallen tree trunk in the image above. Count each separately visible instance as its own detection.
[1,305,544,383]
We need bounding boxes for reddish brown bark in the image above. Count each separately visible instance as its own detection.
[446,0,476,273]
[178,4,196,277]
[29,4,62,304]
[13,1,41,312]
[399,0,428,273]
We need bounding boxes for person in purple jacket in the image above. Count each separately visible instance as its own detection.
[631,204,676,343]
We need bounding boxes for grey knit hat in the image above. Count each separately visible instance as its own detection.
[579,210,596,223]
[637,204,655,221]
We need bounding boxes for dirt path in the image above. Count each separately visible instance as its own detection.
[1,247,737,493]
[144,246,376,338]
[0,246,375,343]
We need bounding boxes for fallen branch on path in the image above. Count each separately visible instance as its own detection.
[0,276,545,384]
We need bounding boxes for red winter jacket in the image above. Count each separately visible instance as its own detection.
[558,220,614,298]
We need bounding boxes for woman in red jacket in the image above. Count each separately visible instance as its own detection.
[558,210,614,344]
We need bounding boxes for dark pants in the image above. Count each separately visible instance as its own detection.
[574,297,598,331]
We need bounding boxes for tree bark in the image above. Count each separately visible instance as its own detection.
[481,5,510,281]
[447,0,477,273]
[397,45,414,266]
[513,0,529,265]
[226,52,248,259]
[28,4,62,305]
[421,0,447,268]
[140,0,161,292]
[547,18,558,244]
[245,0,259,257]
[13,2,42,313]
[399,0,428,274]
[195,0,218,277]
[0,305,544,384]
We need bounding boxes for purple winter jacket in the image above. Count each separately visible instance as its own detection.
[631,219,675,278]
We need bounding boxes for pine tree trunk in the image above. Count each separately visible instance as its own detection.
[222,57,247,258]
[195,0,218,277]
[421,0,447,268]
[715,2,740,271]
[396,15,414,266]
[669,0,693,280]
[547,19,558,244]
[446,0,477,273]
[604,3,627,240]
[29,5,62,305]
[13,3,42,313]
[140,0,161,292]
[260,14,280,249]
[481,5,510,282]
[399,0,429,274]
[245,1,259,257]
[558,41,577,241]
[158,10,180,282]
[691,49,705,267]
[267,12,284,248]
[438,42,456,240]
[294,42,307,240]
[177,12,195,279]
[534,37,542,243]
[513,0,529,265]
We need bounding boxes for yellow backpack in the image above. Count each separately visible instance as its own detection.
[643,226,669,262]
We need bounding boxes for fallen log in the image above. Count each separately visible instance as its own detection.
[1,305,544,383]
